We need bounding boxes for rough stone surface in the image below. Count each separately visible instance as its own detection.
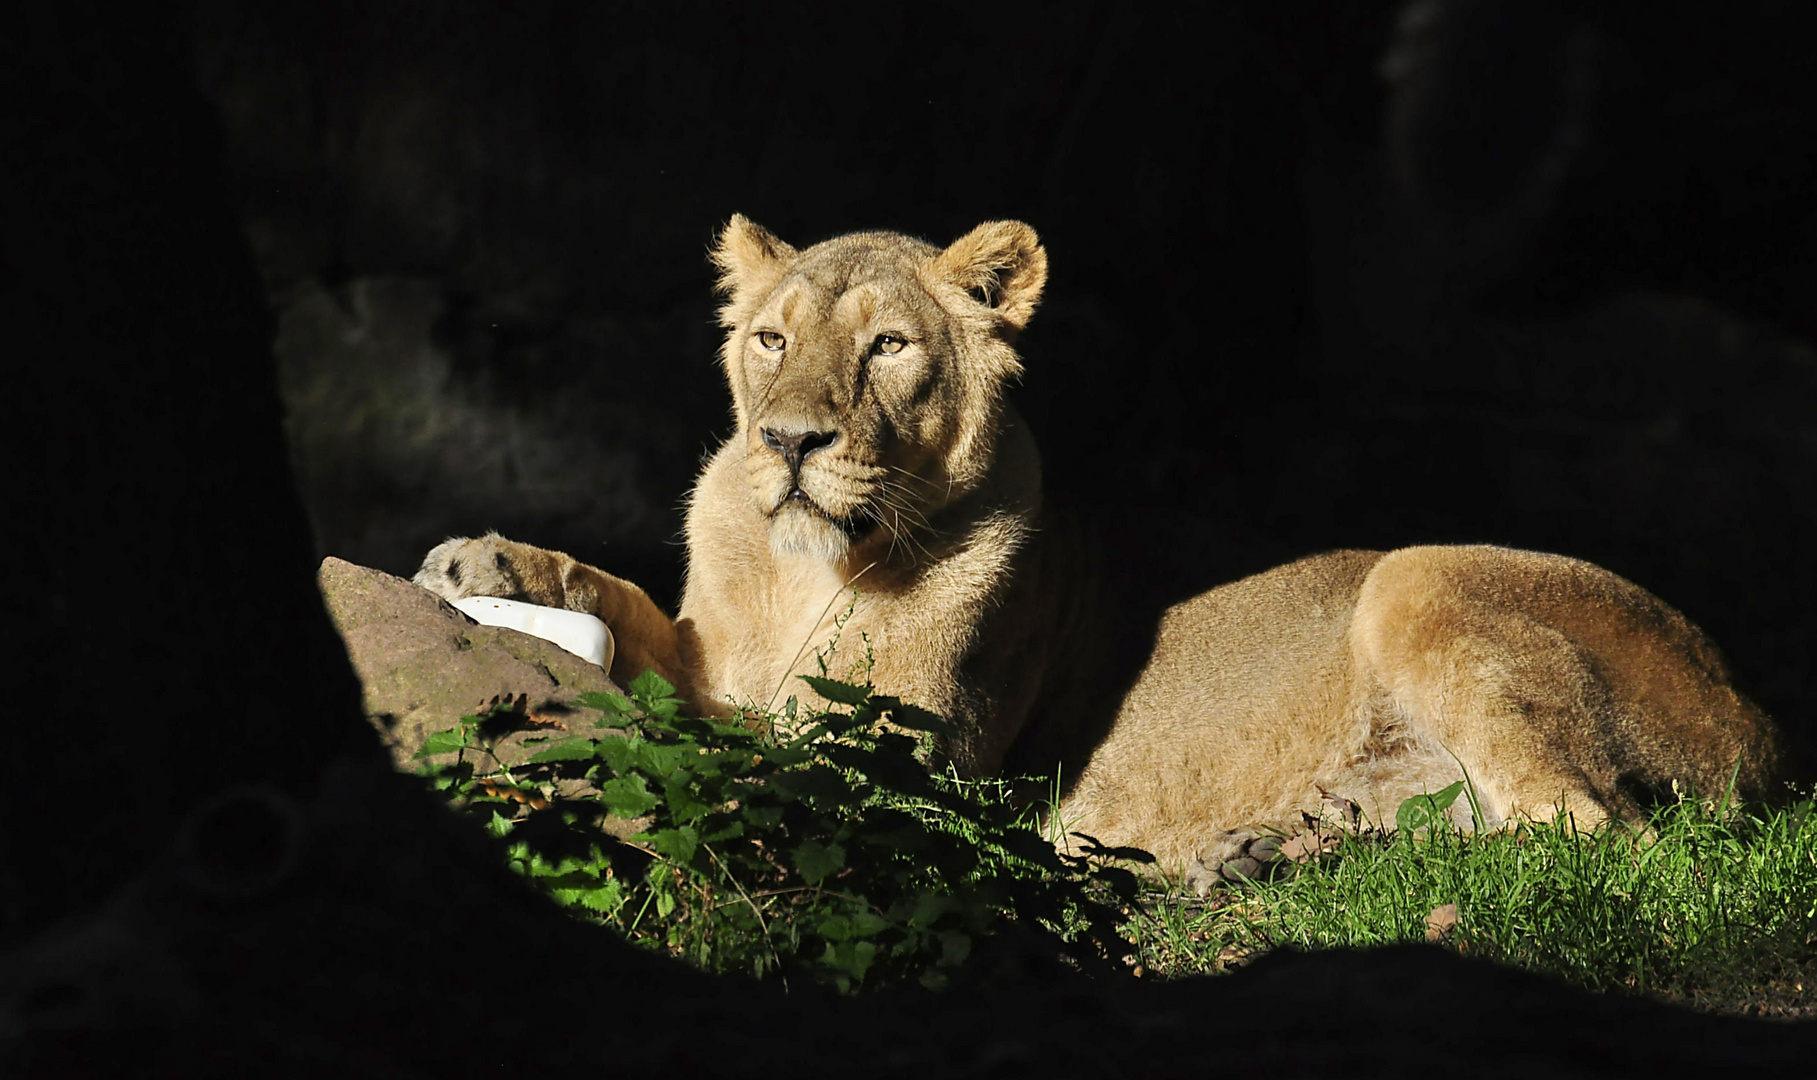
[316,556,622,771]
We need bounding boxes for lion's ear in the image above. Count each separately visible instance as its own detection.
[712,214,796,301]
[933,220,1048,331]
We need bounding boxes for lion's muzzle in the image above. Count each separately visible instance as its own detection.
[760,425,840,484]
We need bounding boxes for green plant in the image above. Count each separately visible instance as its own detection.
[418,671,1140,992]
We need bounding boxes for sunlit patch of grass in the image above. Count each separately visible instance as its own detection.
[1127,791,1817,1017]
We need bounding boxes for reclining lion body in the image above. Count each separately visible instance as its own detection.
[417,217,1783,888]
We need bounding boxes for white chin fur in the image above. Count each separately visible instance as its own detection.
[768,509,851,563]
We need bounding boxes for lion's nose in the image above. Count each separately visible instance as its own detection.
[761,427,839,475]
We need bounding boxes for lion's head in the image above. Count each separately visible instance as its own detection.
[710,216,1047,564]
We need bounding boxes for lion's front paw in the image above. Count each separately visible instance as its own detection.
[414,533,554,606]
[1183,828,1265,897]
[1182,823,1344,897]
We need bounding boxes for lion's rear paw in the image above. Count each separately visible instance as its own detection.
[414,533,547,605]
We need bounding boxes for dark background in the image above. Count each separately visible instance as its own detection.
[192,0,1816,762]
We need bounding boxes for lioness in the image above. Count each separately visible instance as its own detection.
[417,216,1784,890]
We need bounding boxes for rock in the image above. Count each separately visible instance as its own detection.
[316,557,623,772]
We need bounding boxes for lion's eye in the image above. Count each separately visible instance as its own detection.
[874,333,907,356]
[755,330,786,351]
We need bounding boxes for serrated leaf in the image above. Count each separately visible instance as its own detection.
[661,772,712,824]
[799,675,872,706]
[744,804,784,829]
[645,824,699,864]
[818,909,889,941]
[414,729,470,758]
[570,879,625,914]
[795,838,846,885]
[783,720,837,748]
[939,931,971,967]
[772,764,856,803]
[631,740,690,777]
[826,742,923,788]
[574,690,637,718]
[993,826,1064,866]
[628,669,677,702]
[526,738,597,763]
[881,699,952,735]
[820,939,879,985]
[598,774,661,817]
[1397,780,1466,835]
[594,735,636,773]
[700,820,745,844]
[909,892,961,929]
[672,716,761,745]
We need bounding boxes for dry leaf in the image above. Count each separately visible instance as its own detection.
[1279,831,1340,863]
[1425,902,1460,942]
[1316,784,1362,827]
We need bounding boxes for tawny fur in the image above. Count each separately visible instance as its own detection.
[416,216,1785,889]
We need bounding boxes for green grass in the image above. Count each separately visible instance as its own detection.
[418,672,1815,1014]
[1124,793,1817,1018]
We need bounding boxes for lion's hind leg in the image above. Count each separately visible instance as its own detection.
[1349,548,1637,831]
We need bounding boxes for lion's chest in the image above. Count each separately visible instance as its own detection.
[702,561,877,709]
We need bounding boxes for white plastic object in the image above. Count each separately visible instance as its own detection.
[452,595,614,670]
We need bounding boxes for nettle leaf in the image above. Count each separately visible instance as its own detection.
[1397,780,1466,835]
[1095,865,1142,899]
[526,738,597,763]
[672,716,761,745]
[993,827,1064,867]
[773,764,857,803]
[415,729,471,758]
[909,891,962,929]
[539,868,602,889]
[799,675,872,707]
[743,804,785,830]
[574,690,637,720]
[632,740,690,777]
[821,939,879,986]
[629,669,677,700]
[784,720,838,748]
[826,742,922,788]
[594,735,637,774]
[795,839,847,885]
[645,825,700,864]
[876,698,953,735]
[628,671,680,720]
[661,772,712,824]
[700,820,745,844]
[818,910,890,941]
[598,775,661,818]
[571,880,625,914]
